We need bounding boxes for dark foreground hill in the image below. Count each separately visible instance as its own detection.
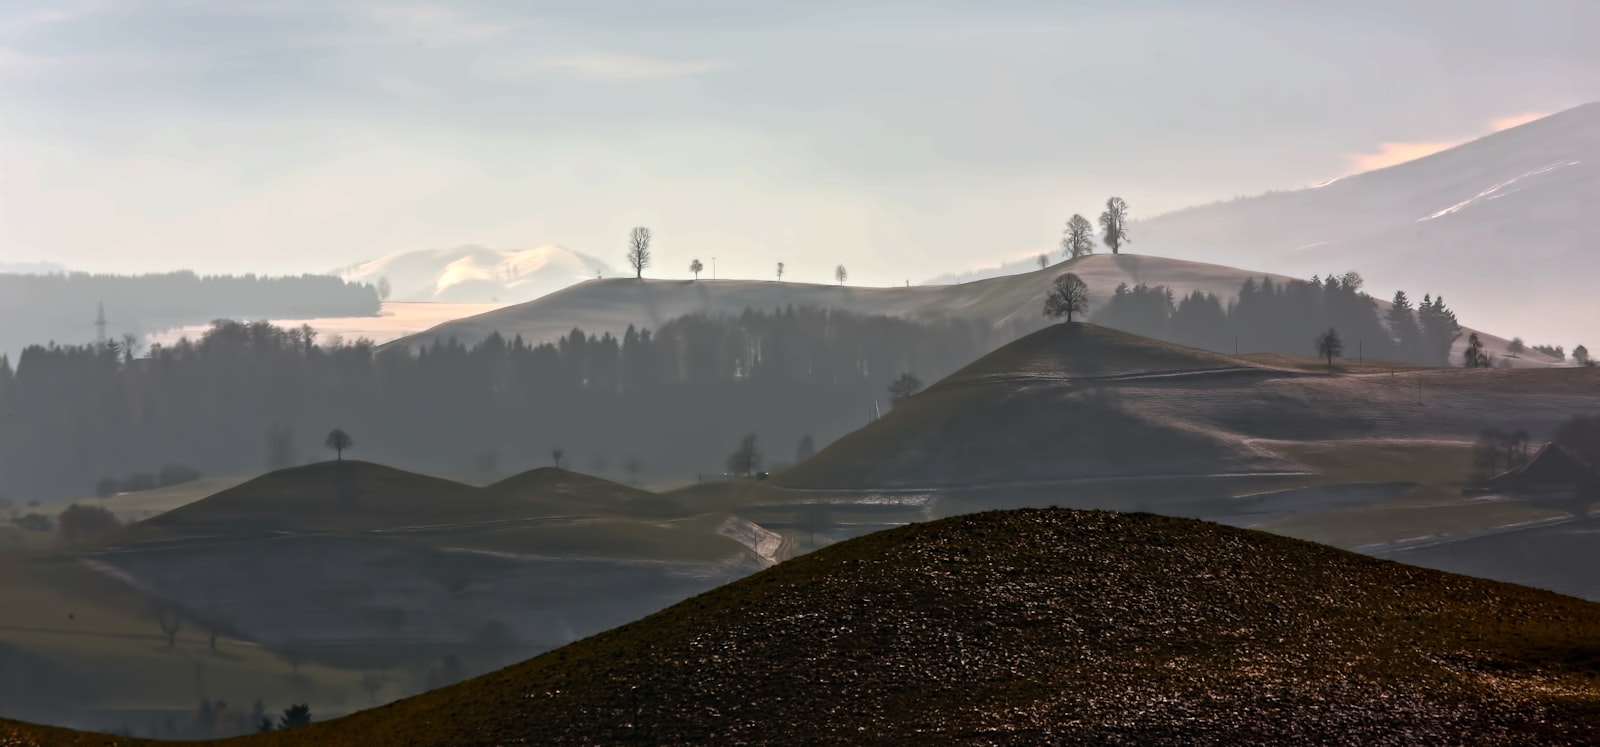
[11,509,1600,745]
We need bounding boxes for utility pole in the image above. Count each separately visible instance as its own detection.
[94,303,108,348]
[712,258,717,280]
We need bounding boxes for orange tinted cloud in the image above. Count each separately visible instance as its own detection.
[1346,111,1550,172]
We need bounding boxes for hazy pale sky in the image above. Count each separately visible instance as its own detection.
[2,0,1596,285]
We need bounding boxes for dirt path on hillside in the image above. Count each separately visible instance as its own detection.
[774,471,1314,497]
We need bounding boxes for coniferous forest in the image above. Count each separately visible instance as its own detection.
[1092,273,1463,365]
[0,274,1466,502]
[0,309,1025,501]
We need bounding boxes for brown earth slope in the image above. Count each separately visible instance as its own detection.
[9,508,1600,745]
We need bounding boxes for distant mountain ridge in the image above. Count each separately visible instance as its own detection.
[337,244,615,304]
[1132,102,1600,349]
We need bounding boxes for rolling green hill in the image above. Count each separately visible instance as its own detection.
[10,508,1600,745]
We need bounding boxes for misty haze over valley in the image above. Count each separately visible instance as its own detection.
[3,2,1600,744]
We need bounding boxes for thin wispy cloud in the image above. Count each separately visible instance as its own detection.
[530,53,725,82]
[1348,110,1553,172]
[0,1,107,38]
[364,4,516,47]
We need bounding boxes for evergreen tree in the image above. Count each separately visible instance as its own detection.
[1386,290,1421,361]
[795,433,816,463]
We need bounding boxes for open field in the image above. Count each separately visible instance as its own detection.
[35,477,256,523]
[0,553,371,723]
[0,463,767,727]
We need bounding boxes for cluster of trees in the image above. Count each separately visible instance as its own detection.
[3,503,122,544]
[1472,428,1533,479]
[109,699,310,740]
[95,464,201,498]
[1088,272,1465,366]
[1470,414,1600,482]
[1059,197,1131,259]
[0,271,380,356]
[0,309,1028,500]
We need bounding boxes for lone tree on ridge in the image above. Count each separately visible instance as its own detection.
[1098,197,1130,254]
[1315,328,1344,370]
[626,227,652,279]
[1062,214,1095,258]
[689,259,704,280]
[1043,272,1090,323]
[887,372,924,408]
[835,265,848,285]
[324,428,353,461]
[726,433,761,477]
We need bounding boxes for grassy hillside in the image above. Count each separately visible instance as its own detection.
[776,322,1597,491]
[11,508,1600,744]
[386,253,1539,367]
[487,468,688,518]
[0,462,763,727]
[775,323,1301,489]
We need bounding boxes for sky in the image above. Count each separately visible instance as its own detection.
[1,0,1597,286]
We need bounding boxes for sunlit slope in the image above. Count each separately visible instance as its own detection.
[12,509,1600,744]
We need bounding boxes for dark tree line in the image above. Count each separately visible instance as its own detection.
[0,271,380,356]
[0,308,1027,500]
[1090,273,1463,366]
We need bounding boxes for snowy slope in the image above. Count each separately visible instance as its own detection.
[337,245,616,303]
[1134,102,1600,350]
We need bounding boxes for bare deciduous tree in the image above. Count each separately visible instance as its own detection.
[1098,197,1130,254]
[835,265,848,285]
[1062,214,1096,258]
[887,372,924,408]
[627,227,652,279]
[689,258,703,280]
[726,433,761,477]
[1043,273,1090,323]
[153,601,183,648]
[777,262,785,281]
[551,448,565,468]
